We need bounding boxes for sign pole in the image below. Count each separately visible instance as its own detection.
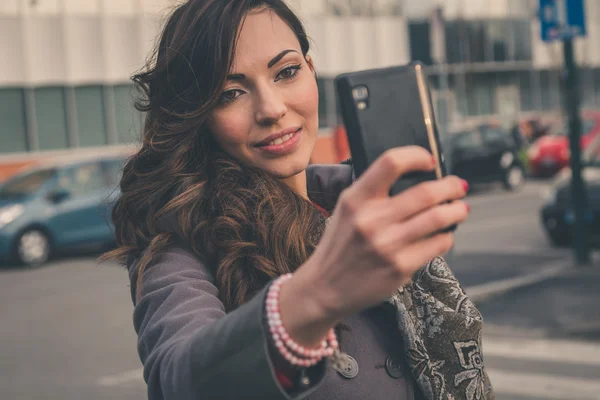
[562,37,591,266]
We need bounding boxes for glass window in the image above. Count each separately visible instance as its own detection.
[461,77,494,117]
[35,87,69,150]
[74,86,107,147]
[485,20,509,62]
[444,22,463,64]
[0,168,57,198]
[0,88,28,153]
[113,85,142,144]
[473,80,495,116]
[580,68,597,109]
[539,70,560,111]
[57,162,106,196]
[518,71,535,112]
[408,21,432,65]
[594,68,600,108]
[466,21,486,63]
[512,20,532,61]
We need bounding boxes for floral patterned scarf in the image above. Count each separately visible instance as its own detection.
[387,257,495,400]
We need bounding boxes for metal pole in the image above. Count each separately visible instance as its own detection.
[562,37,591,266]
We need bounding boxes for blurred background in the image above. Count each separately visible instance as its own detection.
[0,0,599,399]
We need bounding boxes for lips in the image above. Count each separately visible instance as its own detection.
[255,127,302,147]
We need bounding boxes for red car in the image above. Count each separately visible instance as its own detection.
[527,114,600,177]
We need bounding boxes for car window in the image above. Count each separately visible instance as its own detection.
[102,158,126,188]
[0,168,57,198]
[480,127,508,144]
[452,131,483,149]
[57,162,106,197]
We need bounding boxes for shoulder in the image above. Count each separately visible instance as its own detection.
[127,245,216,303]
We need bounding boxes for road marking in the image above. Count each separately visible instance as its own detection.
[488,368,600,399]
[464,259,570,302]
[97,368,144,387]
[484,337,600,367]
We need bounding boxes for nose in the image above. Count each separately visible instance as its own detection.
[254,86,288,125]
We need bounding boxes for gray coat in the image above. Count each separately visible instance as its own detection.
[129,164,494,400]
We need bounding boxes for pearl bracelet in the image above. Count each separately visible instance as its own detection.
[266,274,339,368]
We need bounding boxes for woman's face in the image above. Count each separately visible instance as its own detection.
[208,8,319,188]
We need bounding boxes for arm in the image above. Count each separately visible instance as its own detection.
[131,247,326,400]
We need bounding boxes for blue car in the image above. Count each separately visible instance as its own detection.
[0,154,127,267]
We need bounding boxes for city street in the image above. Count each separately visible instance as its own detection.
[1,179,598,400]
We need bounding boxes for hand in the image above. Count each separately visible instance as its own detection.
[280,146,469,346]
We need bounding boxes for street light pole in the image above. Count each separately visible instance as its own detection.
[562,37,591,266]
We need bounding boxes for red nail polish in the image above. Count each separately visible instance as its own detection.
[431,156,437,166]
[465,202,471,213]
[461,179,469,193]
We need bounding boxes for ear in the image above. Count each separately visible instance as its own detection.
[306,55,315,73]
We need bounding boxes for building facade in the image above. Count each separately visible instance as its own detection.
[1,0,600,165]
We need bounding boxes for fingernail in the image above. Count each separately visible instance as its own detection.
[461,179,469,193]
[465,202,471,213]
[431,156,437,166]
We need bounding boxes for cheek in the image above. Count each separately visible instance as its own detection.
[290,77,319,121]
[210,112,251,147]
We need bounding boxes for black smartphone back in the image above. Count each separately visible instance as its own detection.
[335,62,448,196]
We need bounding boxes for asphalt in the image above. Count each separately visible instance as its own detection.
[478,265,600,342]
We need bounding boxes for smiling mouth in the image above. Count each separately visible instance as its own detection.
[265,131,296,146]
[255,128,301,147]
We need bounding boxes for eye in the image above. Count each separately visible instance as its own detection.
[275,64,302,82]
[218,89,244,105]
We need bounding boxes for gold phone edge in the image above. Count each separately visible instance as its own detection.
[415,64,443,180]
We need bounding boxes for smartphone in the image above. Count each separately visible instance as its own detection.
[335,62,456,231]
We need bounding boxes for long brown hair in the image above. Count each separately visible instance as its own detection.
[102,0,326,311]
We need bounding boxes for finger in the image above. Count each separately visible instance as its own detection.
[350,146,435,201]
[387,176,468,222]
[393,233,455,280]
[374,201,468,252]
[400,201,469,242]
[350,176,467,229]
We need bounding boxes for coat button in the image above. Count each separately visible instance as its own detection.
[337,355,359,379]
[385,356,404,379]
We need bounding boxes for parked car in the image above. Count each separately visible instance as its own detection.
[449,124,525,191]
[0,154,127,267]
[540,134,600,247]
[527,114,600,177]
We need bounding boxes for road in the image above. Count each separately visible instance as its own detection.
[1,179,598,400]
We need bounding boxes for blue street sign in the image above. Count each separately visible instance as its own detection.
[539,0,587,42]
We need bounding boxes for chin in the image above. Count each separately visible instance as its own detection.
[265,156,310,179]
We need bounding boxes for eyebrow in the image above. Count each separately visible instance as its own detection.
[227,49,299,81]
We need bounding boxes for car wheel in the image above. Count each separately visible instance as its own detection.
[503,165,525,191]
[14,229,51,267]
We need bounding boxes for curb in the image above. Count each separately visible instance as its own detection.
[464,258,573,303]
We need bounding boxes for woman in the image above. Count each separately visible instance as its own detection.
[105,1,494,399]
